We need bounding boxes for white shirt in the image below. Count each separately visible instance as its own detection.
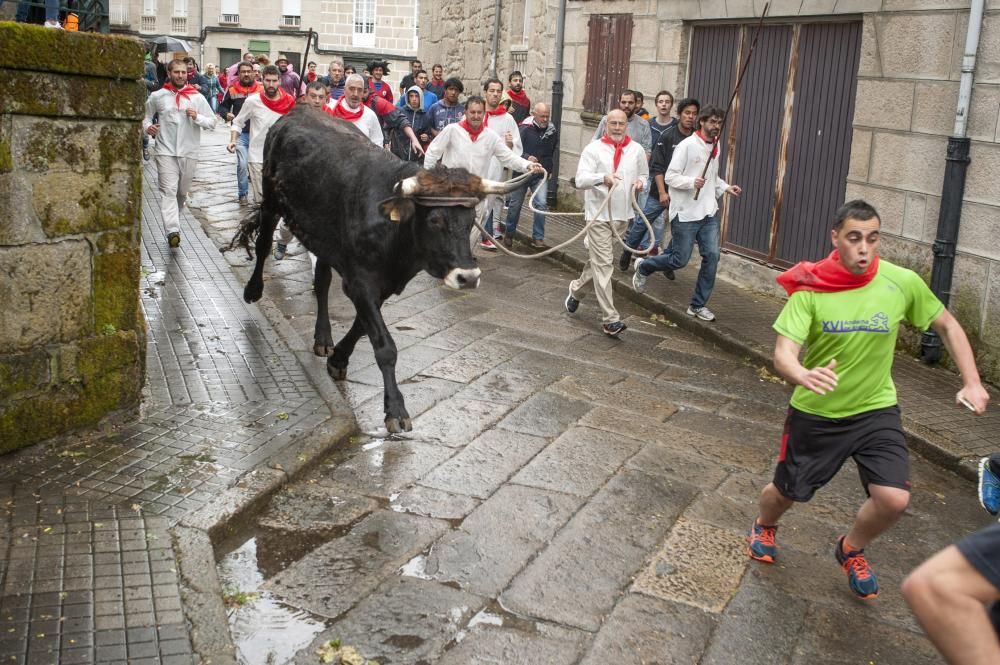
[424,123,533,177]
[665,133,730,222]
[231,94,286,164]
[324,99,384,146]
[575,137,648,222]
[483,109,523,180]
[143,87,216,158]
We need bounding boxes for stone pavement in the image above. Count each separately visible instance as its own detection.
[176,128,997,664]
[0,133,354,665]
[524,212,1000,478]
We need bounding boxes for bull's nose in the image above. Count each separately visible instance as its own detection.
[444,267,482,290]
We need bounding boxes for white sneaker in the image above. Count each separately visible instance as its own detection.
[632,258,647,293]
[686,305,716,321]
[44,19,63,28]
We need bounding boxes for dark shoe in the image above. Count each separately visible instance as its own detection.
[531,239,548,250]
[239,195,249,206]
[747,519,778,563]
[602,321,626,337]
[502,234,513,248]
[142,146,150,161]
[564,287,580,314]
[618,249,632,272]
[167,232,180,248]
[835,536,879,600]
[274,243,288,260]
[663,266,675,281]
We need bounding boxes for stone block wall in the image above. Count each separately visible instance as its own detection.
[0,23,146,451]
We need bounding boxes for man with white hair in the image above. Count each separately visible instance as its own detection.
[424,95,544,251]
[565,109,647,337]
[325,73,383,146]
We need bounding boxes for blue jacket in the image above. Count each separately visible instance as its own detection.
[518,120,559,173]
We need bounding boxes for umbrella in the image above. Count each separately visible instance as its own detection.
[146,35,194,53]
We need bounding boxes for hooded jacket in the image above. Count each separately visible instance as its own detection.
[392,85,433,161]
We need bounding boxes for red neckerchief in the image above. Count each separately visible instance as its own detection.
[506,88,530,108]
[459,119,486,142]
[162,83,198,107]
[186,70,196,82]
[484,106,508,127]
[325,98,364,121]
[259,89,296,115]
[306,72,317,82]
[229,81,261,96]
[696,129,719,158]
[600,134,632,171]
[776,250,881,295]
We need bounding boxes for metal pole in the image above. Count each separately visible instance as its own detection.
[546,0,566,209]
[489,0,502,78]
[920,0,985,365]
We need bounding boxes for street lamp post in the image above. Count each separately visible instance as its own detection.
[546,0,567,209]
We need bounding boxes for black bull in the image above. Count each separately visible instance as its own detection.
[229,107,519,433]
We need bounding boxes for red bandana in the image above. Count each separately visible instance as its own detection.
[162,83,198,107]
[506,88,530,109]
[776,250,880,296]
[229,81,261,96]
[306,72,317,82]
[484,106,508,128]
[259,89,296,115]
[600,134,632,171]
[459,119,486,142]
[696,129,719,158]
[325,98,364,121]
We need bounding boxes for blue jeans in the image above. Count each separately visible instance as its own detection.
[505,174,547,241]
[638,213,721,308]
[235,131,250,198]
[624,186,667,252]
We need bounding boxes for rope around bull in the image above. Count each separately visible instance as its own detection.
[471,169,658,260]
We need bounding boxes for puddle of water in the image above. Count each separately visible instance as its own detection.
[217,537,329,665]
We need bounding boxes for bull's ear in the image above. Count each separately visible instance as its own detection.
[378,197,417,223]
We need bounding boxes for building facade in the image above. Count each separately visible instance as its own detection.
[110,0,418,81]
[420,0,1000,382]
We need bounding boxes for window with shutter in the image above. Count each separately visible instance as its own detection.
[582,14,632,114]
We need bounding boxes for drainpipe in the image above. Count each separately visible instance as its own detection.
[489,0,502,77]
[546,0,566,209]
[920,0,985,364]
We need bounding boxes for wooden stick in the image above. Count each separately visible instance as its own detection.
[693,2,770,200]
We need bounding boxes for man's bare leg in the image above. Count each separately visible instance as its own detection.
[903,545,1000,665]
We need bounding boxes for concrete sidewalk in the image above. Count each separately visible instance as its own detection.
[514,212,999,478]
[0,151,355,665]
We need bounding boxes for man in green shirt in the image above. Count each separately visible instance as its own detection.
[748,200,990,600]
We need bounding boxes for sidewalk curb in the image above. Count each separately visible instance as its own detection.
[520,234,979,483]
[165,208,360,664]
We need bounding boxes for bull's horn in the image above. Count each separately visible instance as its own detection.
[479,178,520,195]
[398,176,420,197]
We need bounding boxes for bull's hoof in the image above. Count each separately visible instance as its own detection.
[385,417,413,433]
[313,342,335,357]
[244,281,264,303]
[327,364,348,381]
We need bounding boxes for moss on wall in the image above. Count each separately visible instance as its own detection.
[0,70,145,119]
[93,251,140,335]
[0,23,143,79]
[0,350,49,400]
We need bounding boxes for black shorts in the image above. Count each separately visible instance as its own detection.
[773,405,910,502]
[957,523,1000,635]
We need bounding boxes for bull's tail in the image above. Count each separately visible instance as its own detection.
[222,203,263,259]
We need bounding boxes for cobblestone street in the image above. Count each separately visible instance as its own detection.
[179,128,995,665]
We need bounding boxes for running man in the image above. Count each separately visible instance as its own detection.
[747,199,990,601]
[144,58,217,248]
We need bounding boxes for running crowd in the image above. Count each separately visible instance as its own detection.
[143,52,1000,665]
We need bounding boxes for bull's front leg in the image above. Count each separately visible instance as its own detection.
[348,292,410,433]
[313,260,335,356]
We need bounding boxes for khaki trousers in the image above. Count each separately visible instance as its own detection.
[155,155,197,235]
[248,162,263,203]
[570,220,625,324]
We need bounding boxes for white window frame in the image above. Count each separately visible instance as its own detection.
[282,0,301,16]
[220,0,238,17]
[173,0,187,17]
[353,0,376,48]
[142,0,156,15]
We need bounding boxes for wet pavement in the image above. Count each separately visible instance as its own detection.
[178,128,997,664]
